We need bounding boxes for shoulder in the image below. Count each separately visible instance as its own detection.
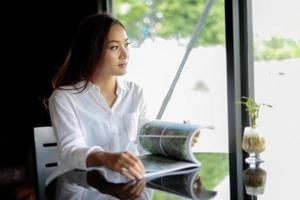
[49,82,86,101]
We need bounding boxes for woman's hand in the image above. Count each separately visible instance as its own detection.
[192,132,200,147]
[87,170,146,200]
[104,151,145,180]
[183,120,200,147]
[88,151,145,180]
[111,180,146,200]
[193,176,202,193]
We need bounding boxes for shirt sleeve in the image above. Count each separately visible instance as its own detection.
[49,92,103,170]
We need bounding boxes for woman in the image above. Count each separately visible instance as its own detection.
[47,13,146,184]
[47,13,199,184]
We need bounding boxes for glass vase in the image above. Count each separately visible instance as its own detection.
[243,165,267,195]
[242,126,266,164]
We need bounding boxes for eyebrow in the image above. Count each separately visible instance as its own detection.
[107,39,129,44]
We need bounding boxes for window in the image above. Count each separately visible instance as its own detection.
[252,0,300,199]
[115,0,229,153]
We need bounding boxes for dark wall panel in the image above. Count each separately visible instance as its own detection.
[1,0,98,168]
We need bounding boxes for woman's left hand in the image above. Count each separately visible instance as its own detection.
[192,132,200,147]
[183,120,200,147]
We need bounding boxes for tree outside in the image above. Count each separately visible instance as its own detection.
[115,0,300,60]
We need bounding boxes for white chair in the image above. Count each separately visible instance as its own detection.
[34,126,59,200]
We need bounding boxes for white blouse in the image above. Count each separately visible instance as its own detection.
[46,79,149,184]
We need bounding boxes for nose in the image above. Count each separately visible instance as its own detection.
[119,45,128,59]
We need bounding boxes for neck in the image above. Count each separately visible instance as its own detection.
[92,76,117,95]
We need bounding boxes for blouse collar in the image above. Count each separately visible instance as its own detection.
[75,78,128,95]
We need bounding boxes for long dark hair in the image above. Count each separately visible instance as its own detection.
[52,13,125,91]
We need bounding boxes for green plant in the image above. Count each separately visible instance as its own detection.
[237,97,272,128]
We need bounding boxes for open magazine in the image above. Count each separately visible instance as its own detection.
[138,120,203,180]
[147,167,217,200]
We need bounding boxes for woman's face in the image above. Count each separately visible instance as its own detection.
[95,24,129,78]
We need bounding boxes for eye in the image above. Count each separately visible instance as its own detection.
[125,42,130,48]
[110,45,119,50]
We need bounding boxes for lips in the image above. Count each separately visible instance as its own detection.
[118,62,128,68]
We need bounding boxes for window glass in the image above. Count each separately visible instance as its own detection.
[114,0,228,153]
[252,0,300,199]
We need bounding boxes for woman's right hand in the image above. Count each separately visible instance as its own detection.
[88,151,145,180]
[87,170,146,200]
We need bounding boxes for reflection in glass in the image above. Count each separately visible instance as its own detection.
[147,167,217,200]
[46,168,151,200]
[46,166,220,200]
[87,170,149,200]
[194,153,229,190]
[243,164,267,196]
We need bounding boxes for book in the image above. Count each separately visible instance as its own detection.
[138,120,203,180]
[147,167,217,200]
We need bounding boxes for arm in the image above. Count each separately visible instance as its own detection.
[49,93,103,170]
[49,92,144,180]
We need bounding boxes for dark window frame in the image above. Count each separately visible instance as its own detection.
[98,0,112,13]
[225,0,254,199]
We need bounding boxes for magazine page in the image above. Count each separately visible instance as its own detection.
[139,120,201,163]
[140,154,200,180]
[147,167,217,200]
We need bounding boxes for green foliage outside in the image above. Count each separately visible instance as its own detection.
[254,36,300,61]
[194,152,229,189]
[115,0,225,46]
[114,0,300,60]
[152,152,229,199]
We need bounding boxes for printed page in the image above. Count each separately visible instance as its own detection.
[139,120,201,163]
[140,154,199,180]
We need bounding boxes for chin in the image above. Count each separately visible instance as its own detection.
[116,70,127,76]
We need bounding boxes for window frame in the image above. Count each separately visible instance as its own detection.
[225,0,254,199]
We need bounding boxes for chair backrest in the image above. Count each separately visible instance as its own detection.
[34,126,59,199]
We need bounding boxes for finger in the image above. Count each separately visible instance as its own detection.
[193,137,199,143]
[192,141,196,147]
[123,152,145,176]
[118,155,143,179]
[120,181,140,199]
[126,163,143,180]
[127,181,145,198]
[116,155,138,173]
[135,181,146,195]
[120,167,136,180]
[192,136,200,147]
[193,132,200,142]
[192,137,199,147]
[121,180,137,192]
[132,158,145,175]
[194,177,202,193]
[137,158,145,175]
